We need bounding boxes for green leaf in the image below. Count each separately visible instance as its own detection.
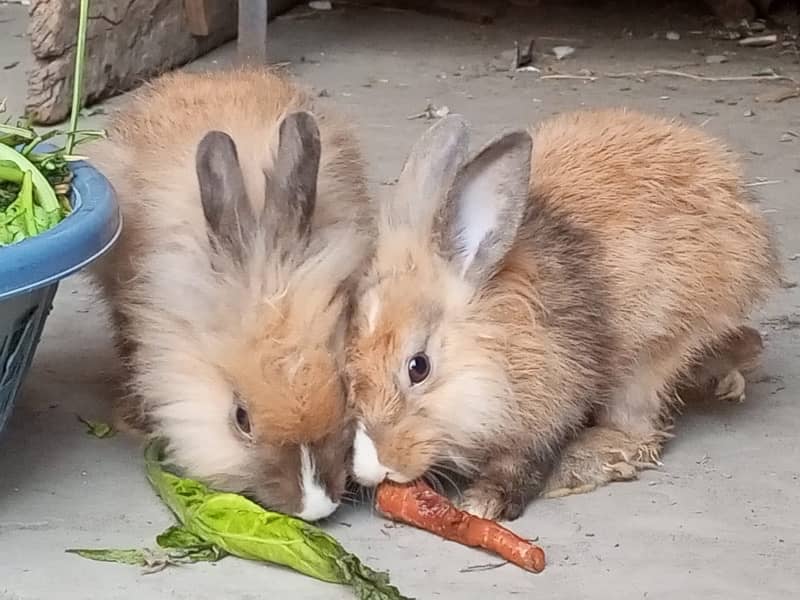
[77,415,115,439]
[145,441,411,600]
[67,542,225,573]
[66,548,149,566]
[156,525,209,549]
[156,526,227,562]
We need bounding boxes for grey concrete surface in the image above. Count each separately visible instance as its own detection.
[1,2,799,598]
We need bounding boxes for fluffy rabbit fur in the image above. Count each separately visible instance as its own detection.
[346,108,779,520]
[88,68,372,520]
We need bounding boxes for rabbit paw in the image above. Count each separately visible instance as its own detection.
[459,482,526,521]
[542,427,663,499]
[714,369,746,403]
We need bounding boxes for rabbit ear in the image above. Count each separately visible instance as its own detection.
[388,115,470,231]
[196,131,256,261]
[264,111,321,240]
[436,130,532,286]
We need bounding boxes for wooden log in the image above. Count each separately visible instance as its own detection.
[184,0,212,36]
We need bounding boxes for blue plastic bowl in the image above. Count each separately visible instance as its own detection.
[0,157,121,432]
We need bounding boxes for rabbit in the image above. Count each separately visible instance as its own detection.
[87,68,373,521]
[345,108,779,521]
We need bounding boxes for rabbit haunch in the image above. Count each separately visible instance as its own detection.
[347,108,778,520]
[88,68,371,520]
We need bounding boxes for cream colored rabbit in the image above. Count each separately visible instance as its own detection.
[346,108,779,520]
[88,68,372,520]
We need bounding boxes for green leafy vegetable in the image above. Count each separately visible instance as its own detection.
[76,415,115,438]
[145,441,410,600]
[0,0,104,246]
[69,442,410,599]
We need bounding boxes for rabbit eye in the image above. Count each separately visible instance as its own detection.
[232,404,252,438]
[407,353,431,385]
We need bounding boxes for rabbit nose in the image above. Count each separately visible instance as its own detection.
[352,422,391,487]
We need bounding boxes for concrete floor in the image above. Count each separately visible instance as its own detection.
[1,2,799,598]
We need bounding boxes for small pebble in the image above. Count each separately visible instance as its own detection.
[552,45,576,60]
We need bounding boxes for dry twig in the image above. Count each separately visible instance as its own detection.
[540,74,597,81]
[541,69,797,85]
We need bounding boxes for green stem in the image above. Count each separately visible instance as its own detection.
[0,144,60,214]
[0,164,23,184]
[66,0,90,155]
[0,123,36,140]
[19,170,36,236]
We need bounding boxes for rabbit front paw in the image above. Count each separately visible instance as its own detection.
[460,482,526,522]
[542,426,663,499]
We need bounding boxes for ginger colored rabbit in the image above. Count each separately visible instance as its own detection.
[88,68,372,520]
[346,108,778,520]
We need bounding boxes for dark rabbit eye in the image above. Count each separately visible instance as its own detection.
[233,404,252,437]
[408,353,431,385]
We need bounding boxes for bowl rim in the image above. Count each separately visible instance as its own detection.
[0,155,122,301]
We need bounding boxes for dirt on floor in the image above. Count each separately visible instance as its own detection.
[1,1,799,599]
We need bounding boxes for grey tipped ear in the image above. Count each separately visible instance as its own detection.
[437,130,533,286]
[389,114,470,230]
[196,131,255,261]
[264,111,321,239]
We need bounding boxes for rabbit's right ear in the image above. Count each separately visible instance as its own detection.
[388,115,470,232]
[436,130,532,286]
[196,130,256,262]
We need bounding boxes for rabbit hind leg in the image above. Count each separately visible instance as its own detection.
[543,326,763,499]
[542,358,677,499]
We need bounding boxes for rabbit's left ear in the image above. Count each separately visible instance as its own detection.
[435,130,533,286]
[264,111,321,241]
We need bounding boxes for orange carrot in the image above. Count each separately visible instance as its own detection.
[375,480,546,573]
